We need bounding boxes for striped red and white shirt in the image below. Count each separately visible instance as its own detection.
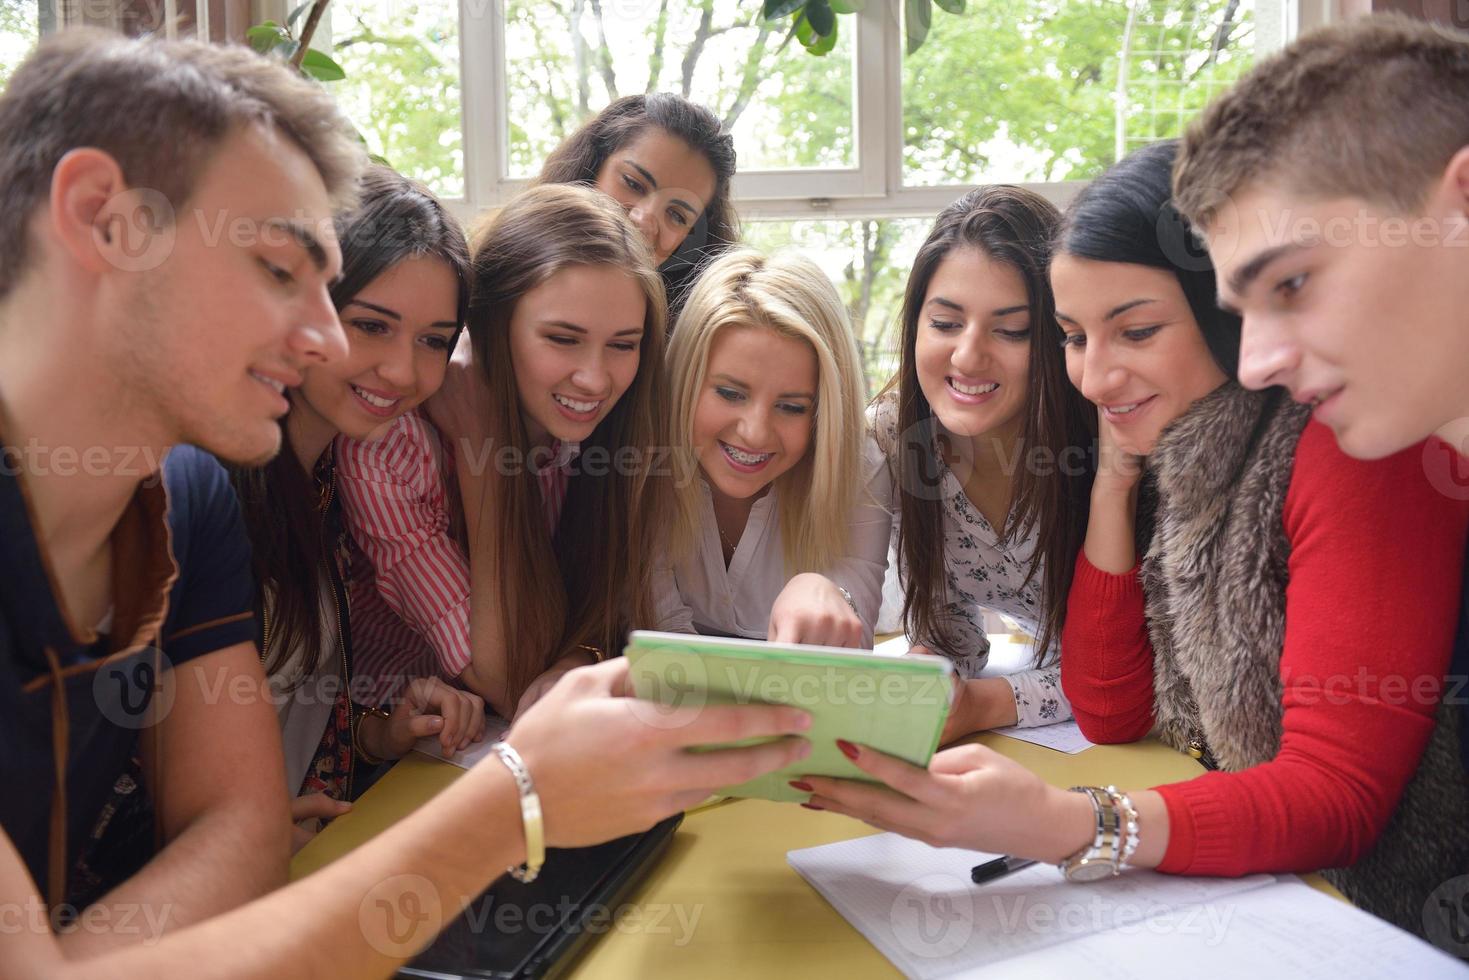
[335,412,575,702]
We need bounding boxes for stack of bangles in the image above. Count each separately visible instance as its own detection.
[1059,784,1141,882]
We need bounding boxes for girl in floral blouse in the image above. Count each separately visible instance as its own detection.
[873,185,1094,739]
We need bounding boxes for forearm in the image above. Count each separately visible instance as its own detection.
[1003,667,1074,729]
[956,677,1019,732]
[1081,482,1137,574]
[1023,787,1170,868]
[1060,554,1156,742]
[58,798,289,957]
[43,763,523,979]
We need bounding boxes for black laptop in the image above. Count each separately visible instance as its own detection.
[398,814,683,980]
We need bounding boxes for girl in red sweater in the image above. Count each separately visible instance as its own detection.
[795,141,1469,936]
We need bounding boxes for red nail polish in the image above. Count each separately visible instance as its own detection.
[801,802,824,811]
[789,780,814,792]
[836,739,859,761]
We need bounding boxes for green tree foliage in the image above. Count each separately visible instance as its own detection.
[330,0,464,197]
[0,0,38,89]
[503,0,855,177]
[904,0,1253,184]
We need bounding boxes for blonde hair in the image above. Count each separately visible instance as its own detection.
[666,248,865,573]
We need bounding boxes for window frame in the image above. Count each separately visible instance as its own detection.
[438,0,1299,224]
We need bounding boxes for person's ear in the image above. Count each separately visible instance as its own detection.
[48,148,176,277]
[1437,144,1469,219]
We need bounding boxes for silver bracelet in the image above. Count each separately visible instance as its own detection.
[1106,785,1141,866]
[490,742,544,883]
[835,585,857,615]
[1060,786,1121,882]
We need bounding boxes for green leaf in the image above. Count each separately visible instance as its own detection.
[805,0,835,37]
[933,0,965,13]
[300,48,346,82]
[904,0,932,54]
[286,1,314,32]
[797,11,838,54]
[830,0,865,11]
[246,24,288,54]
[763,0,805,21]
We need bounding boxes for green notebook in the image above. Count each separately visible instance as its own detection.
[624,630,955,802]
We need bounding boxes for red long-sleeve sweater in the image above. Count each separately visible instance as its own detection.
[1061,422,1469,876]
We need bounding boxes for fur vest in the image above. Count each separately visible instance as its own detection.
[1139,381,1469,939]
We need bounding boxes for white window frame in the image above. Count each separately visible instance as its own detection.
[440,0,1304,225]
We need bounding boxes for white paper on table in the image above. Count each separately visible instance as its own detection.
[788,832,1272,979]
[411,716,509,770]
[953,879,1469,979]
[872,634,1041,675]
[989,720,1095,755]
[788,832,1468,979]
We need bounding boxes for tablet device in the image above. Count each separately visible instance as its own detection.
[398,814,682,980]
[624,630,954,802]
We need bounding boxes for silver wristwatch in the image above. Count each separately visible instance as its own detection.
[1059,786,1122,882]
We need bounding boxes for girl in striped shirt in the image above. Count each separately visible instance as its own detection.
[232,166,487,849]
[338,184,670,719]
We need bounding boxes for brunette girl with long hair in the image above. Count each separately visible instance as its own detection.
[538,93,738,311]
[873,185,1093,740]
[338,183,669,718]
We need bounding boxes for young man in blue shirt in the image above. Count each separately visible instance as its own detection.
[1,32,812,976]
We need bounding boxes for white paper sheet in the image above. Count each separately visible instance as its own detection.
[972,881,1469,979]
[788,832,1270,978]
[411,716,509,770]
[989,720,1095,755]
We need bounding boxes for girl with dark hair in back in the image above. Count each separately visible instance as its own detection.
[538,93,738,311]
[788,142,1468,940]
[232,165,487,851]
[872,185,1093,742]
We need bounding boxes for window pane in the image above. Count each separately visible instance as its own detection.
[331,0,463,199]
[0,0,38,89]
[503,0,856,180]
[743,218,932,396]
[902,0,1257,185]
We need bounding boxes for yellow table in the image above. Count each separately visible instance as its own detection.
[292,732,1343,978]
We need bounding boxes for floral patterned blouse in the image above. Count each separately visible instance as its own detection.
[871,397,1073,728]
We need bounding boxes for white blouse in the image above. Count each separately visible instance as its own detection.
[871,398,1073,729]
[653,435,893,645]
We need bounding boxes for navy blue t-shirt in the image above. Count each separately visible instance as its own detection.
[0,444,256,905]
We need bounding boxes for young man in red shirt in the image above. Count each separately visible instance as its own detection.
[1173,11,1469,952]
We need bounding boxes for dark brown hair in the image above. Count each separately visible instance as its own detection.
[0,28,363,301]
[537,93,738,302]
[466,183,669,702]
[234,166,470,683]
[882,186,1094,664]
[1175,13,1469,227]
